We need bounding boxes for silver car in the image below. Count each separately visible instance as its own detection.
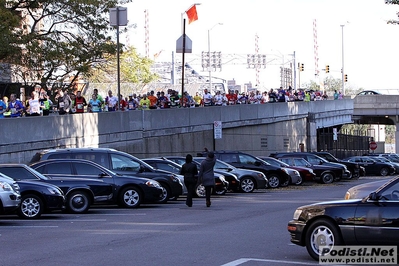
[0,175,21,214]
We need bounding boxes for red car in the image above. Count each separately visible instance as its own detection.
[258,156,317,183]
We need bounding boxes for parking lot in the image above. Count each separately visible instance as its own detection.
[0,176,391,266]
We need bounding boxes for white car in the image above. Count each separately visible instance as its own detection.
[0,175,21,214]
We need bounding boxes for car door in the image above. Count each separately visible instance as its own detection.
[354,181,399,245]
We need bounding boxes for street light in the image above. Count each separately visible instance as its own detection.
[208,23,222,93]
[340,24,345,96]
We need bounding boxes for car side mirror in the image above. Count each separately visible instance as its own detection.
[319,160,323,165]
[368,192,379,201]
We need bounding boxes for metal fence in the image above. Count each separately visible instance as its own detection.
[317,132,370,159]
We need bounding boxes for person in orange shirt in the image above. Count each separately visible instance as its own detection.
[148,90,158,109]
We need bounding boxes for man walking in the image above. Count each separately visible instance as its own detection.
[198,151,216,207]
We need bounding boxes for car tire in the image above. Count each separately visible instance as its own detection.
[267,175,280,188]
[118,186,142,208]
[195,184,206,198]
[294,175,303,185]
[239,177,255,193]
[17,194,44,219]
[305,218,343,261]
[320,173,334,184]
[67,191,90,214]
[380,167,389,176]
[156,184,170,204]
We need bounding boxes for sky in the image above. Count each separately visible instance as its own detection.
[121,0,399,92]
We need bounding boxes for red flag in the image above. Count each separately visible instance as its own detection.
[186,5,198,24]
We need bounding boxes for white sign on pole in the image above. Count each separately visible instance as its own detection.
[333,127,337,141]
[214,121,222,139]
[176,35,193,53]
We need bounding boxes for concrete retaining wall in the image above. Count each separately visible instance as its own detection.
[0,100,354,164]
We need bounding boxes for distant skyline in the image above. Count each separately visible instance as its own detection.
[122,0,399,92]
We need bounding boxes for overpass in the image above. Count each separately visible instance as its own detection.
[0,100,354,164]
[353,94,399,153]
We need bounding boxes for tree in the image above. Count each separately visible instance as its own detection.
[386,0,399,24]
[3,0,132,91]
[303,77,360,95]
[86,46,159,84]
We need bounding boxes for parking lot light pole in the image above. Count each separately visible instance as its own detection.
[341,24,345,96]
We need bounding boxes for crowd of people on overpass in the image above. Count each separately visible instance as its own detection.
[0,85,344,117]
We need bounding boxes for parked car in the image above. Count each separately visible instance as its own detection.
[311,151,360,179]
[6,173,65,219]
[30,159,163,209]
[356,90,382,95]
[368,153,399,163]
[0,174,21,215]
[30,148,183,203]
[194,157,268,193]
[161,156,240,192]
[288,176,399,260]
[0,163,115,214]
[269,152,350,181]
[258,156,313,185]
[277,157,341,184]
[343,156,395,176]
[372,156,399,173]
[197,151,290,188]
[144,157,230,197]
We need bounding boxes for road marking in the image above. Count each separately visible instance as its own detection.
[4,226,59,228]
[221,258,318,266]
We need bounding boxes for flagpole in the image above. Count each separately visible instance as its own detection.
[181,18,186,102]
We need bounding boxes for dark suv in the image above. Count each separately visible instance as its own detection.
[30,148,183,203]
[269,152,350,181]
[197,150,290,188]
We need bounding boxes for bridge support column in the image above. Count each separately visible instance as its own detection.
[307,113,318,152]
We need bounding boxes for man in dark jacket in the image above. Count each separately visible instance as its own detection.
[198,152,216,207]
[180,154,198,207]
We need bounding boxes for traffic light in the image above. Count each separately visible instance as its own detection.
[325,65,329,73]
[298,63,304,71]
[344,74,348,82]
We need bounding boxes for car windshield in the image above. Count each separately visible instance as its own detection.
[26,166,51,180]
[319,153,337,162]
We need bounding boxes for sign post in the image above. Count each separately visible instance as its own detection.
[213,121,222,150]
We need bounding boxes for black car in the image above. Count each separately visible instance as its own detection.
[343,156,395,176]
[0,163,114,214]
[143,157,230,197]
[160,156,240,193]
[30,159,163,209]
[0,171,65,219]
[30,148,183,203]
[193,157,268,193]
[312,151,360,179]
[278,157,342,184]
[197,151,290,188]
[288,176,399,260]
[269,152,350,181]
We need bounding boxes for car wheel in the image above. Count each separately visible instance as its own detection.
[118,186,142,208]
[295,176,303,185]
[380,167,389,176]
[156,184,170,204]
[267,175,280,188]
[195,184,206,198]
[17,194,44,219]
[67,191,90,214]
[240,177,255,193]
[320,173,334,184]
[305,218,343,261]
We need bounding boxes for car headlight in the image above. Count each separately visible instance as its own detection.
[0,182,13,192]
[146,180,161,188]
[293,209,302,220]
[294,170,300,175]
[344,191,351,200]
[170,175,180,182]
[281,168,289,175]
[47,187,63,195]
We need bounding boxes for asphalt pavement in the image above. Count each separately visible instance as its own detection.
[0,176,392,266]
